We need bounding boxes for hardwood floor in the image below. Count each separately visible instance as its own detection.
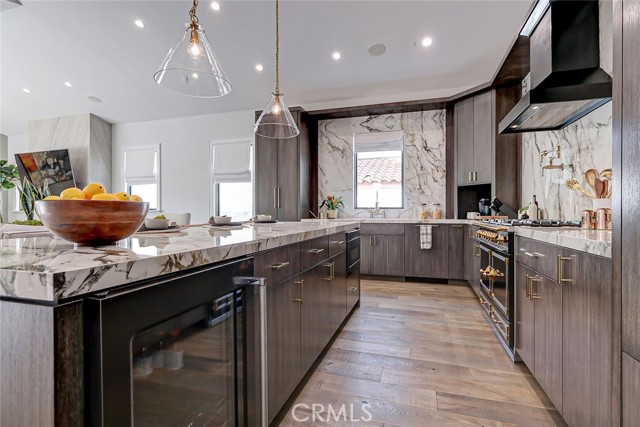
[277,280,566,427]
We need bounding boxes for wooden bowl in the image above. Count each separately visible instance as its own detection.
[35,200,149,245]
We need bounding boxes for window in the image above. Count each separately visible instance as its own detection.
[211,141,253,221]
[353,131,404,209]
[123,145,160,210]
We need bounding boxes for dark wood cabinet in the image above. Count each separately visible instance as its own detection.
[464,226,481,294]
[266,277,302,422]
[532,271,563,412]
[561,250,612,427]
[456,97,475,185]
[448,225,465,280]
[622,353,640,427]
[472,91,494,184]
[360,233,404,277]
[404,224,449,279]
[455,91,494,186]
[300,263,331,372]
[254,108,312,221]
[515,263,536,374]
[330,252,348,331]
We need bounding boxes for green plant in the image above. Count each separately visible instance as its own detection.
[0,160,19,191]
[19,177,51,221]
[320,195,344,210]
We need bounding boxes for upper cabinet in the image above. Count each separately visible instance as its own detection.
[254,108,314,221]
[455,86,520,213]
[456,91,494,186]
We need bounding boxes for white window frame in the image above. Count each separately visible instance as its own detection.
[209,139,254,218]
[123,144,161,211]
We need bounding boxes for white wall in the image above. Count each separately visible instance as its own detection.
[6,134,27,222]
[112,110,255,224]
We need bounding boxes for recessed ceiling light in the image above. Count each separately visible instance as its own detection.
[192,73,199,79]
[87,95,102,104]
[64,81,73,87]
[368,43,386,56]
[134,19,145,29]
[532,105,540,110]
[211,1,221,11]
[255,64,264,72]
[421,37,433,47]
[22,88,31,94]
[332,51,341,60]
[511,125,518,129]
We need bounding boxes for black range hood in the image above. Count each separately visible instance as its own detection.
[499,0,612,134]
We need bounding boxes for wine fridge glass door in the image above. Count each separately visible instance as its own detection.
[131,291,242,427]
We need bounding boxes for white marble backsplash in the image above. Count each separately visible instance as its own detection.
[521,103,612,220]
[318,111,446,218]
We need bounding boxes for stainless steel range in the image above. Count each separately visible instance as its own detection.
[471,219,580,360]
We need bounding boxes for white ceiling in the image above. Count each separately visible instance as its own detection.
[0,0,533,135]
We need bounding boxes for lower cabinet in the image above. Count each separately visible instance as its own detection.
[623,352,640,427]
[360,234,405,277]
[404,224,449,279]
[464,226,481,294]
[263,234,360,423]
[267,277,303,421]
[515,241,613,426]
[448,225,465,280]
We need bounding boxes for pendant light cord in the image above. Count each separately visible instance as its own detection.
[189,0,200,28]
[274,0,280,95]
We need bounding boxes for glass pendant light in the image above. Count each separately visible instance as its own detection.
[154,0,231,98]
[254,0,300,139]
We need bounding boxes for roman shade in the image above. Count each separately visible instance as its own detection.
[353,131,404,153]
[212,141,252,183]
[124,147,158,185]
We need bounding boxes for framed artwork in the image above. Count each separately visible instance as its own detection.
[15,149,76,195]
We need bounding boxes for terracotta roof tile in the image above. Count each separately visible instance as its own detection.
[357,156,401,184]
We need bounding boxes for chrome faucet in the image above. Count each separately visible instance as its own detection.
[369,201,386,218]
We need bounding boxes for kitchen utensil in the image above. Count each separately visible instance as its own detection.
[467,212,481,220]
[600,168,613,180]
[600,180,609,199]
[144,218,170,230]
[585,169,599,192]
[35,200,149,245]
[581,210,596,229]
[565,179,597,199]
[478,199,492,216]
[596,208,612,230]
[594,177,605,198]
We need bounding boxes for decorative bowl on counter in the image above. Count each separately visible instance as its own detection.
[35,200,149,245]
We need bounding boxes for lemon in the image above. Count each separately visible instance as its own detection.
[83,183,106,199]
[60,187,87,200]
[91,193,118,201]
[130,195,144,202]
[112,192,131,201]
[43,195,61,201]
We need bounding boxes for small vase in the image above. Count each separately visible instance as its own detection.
[326,209,337,219]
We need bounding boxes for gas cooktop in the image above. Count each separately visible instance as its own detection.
[482,219,581,227]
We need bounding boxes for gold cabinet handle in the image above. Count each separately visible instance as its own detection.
[525,274,531,299]
[308,248,325,255]
[557,256,574,284]
[468,171,472,182]
[474,171,478,181]
[474,244,481,257]
[330,241,345,245]
[530,276,543,299]
[269,261,290,270]
[524,252,542,258]
[277,187,281,209]
[294,279,304,303]
[348,286,358,292]
[323,262,335,281]
[273,187,278,209]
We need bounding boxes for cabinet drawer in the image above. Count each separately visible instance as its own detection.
[328,232,347,257]
[515,236,562,280]
[301,236,329,271]
[360,223,405,235]
[254,244,301,288]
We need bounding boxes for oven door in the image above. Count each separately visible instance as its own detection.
[86,258,265,427]
[490,251,510,317]
[477,244,493,297]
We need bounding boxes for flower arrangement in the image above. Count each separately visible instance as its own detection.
[320,195,344,211]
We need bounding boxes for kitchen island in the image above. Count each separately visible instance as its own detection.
[0,221,360,427]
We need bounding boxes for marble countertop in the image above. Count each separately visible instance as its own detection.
[0,221,359,303]
[515,227,612,258]
[302,218,469,224]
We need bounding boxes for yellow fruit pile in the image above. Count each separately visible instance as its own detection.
[42,183,144,202]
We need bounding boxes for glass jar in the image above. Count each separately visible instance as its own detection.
[419,204,429,220]
[432,203,443,219]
